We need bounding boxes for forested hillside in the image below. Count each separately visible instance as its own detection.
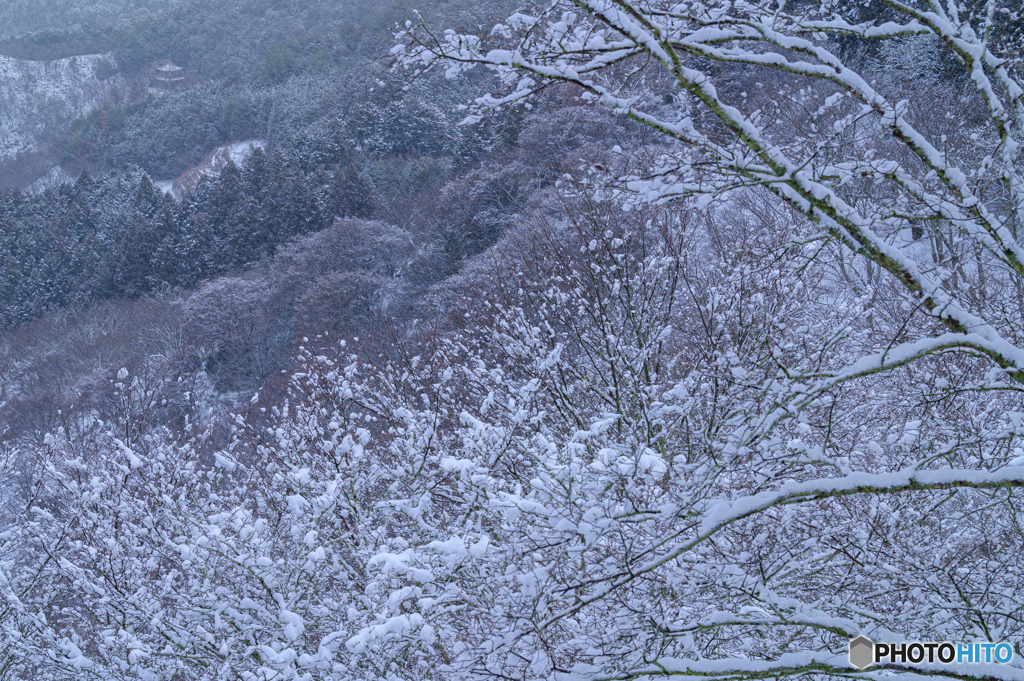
[1,1,1024,681]
[0,0,505,187]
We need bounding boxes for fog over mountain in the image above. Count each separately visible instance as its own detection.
[0,1,1023,680]
[0,0,186,40]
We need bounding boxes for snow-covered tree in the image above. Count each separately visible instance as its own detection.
[16,174,1024,681]
[6,2,1024,681]
[391,1,1024,680]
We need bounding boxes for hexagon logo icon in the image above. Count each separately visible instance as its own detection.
[849,636,875,669]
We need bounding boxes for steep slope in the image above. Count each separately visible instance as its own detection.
[0,0,184,40]
[156,139,266,199]
[25,164,76,193]
[0,52,125,164]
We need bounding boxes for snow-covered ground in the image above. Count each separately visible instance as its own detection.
[0,53,126,163]
[26,165,78,194]
[25,140,266,198]
[156,139,266,199]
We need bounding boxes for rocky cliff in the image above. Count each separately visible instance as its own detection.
[0,52,126,164]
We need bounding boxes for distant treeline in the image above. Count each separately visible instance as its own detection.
[0,148,373,332]
[59,76,492,179]
[0,0,491,80]
[0,0,515,186]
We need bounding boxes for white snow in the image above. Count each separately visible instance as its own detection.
[157,139,266,199]
[0,53,126,164]
[26,165,77,194]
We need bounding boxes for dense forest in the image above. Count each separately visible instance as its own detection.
[1,1,1024,680]
[0,0,529,409]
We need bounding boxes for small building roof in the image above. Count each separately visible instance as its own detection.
[150,60,186,86]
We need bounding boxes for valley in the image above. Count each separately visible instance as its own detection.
[0,1,1021,680]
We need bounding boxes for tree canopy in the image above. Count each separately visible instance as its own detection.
[2,1,1024,680]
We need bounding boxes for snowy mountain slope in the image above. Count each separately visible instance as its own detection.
[25,139,266,198]
[0,0,185,39]
[25,163,76,193]
[0,52,126,163]
[157,139,266,199]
